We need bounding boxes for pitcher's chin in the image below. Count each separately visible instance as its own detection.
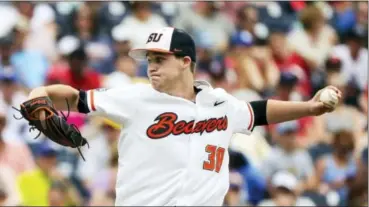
[150,79,161,90]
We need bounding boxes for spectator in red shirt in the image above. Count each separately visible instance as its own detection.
[46,44,100,129]
[46,45,102,91]
[269,31,311,99]
[268,72,316,147]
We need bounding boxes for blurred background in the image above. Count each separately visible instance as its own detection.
[0,1,367,206]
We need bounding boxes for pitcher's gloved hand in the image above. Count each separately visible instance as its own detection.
[13,96,89,160]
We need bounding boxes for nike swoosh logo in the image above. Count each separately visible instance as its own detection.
[214,101,225,106]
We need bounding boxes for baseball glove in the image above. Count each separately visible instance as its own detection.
[12,96,89,160]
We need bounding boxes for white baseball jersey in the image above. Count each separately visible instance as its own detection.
[86,80,255,206]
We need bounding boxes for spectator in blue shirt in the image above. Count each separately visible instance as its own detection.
[8,25,49,89]
[229,150,267,205]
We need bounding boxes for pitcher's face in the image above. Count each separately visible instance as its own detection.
[147,52,182,91]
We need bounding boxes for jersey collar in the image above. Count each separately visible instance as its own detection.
[194,80,213,91]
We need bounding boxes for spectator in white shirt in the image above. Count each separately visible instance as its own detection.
[103,55,138,88]
[260,121,315,195]
[287,4,337,70]
[258,171,315,206]
[76,118,120,189]
[330,29,368,91]
[0,71,39,144]
[173,2,235,53]
[116,2,168,49]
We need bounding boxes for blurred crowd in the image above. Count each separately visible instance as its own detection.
[0,1,367,206]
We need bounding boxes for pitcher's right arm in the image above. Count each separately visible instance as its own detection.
[27,83,142,123]
[27,84,85,113]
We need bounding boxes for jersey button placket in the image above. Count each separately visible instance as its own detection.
[176,102,199,205]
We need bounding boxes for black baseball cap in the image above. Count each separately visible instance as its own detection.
[129,27,196,62]
[325,56,342,71]
[68,46,87,61]
[279,71,298,86]
[345,28,366,43]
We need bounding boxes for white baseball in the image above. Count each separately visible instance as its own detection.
[319,88,338,108]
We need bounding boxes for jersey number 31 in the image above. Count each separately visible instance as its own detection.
[203,145,225,173]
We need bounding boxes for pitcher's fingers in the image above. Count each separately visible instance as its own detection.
[327,86,341,96]
[336,93,342,100]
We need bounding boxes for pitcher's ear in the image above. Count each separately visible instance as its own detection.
[182,56,191,70]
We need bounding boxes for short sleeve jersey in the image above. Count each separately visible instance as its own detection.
[86,80,255,206]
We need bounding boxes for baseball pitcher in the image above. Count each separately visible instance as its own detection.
[14,27,341,206]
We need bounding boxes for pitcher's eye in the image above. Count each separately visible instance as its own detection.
[155,57,165,64]
[147,55,166,64]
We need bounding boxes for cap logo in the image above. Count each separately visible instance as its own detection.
[147,33,163,43]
